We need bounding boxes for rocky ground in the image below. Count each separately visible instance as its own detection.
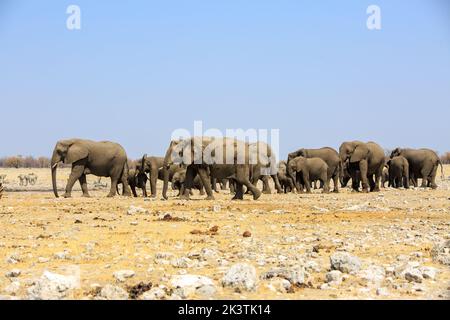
[0,167,449,300]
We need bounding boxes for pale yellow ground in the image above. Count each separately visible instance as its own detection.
[0,167,449,300]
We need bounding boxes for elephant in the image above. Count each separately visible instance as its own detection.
[277,161,295,193]
[172,169,205,196]
[381,167,389,188]
[340,161,361,190]
[387,156,410,189]
[141,155,165,198]
[162,137,275,200]
[288,147,341,193]
[287,156,330,193]
[125,164,148,197]
[250,162,282,194]
[51,139,131,198]
[339,141,385,193]
[390,148,443,189]
[211,178,229,192]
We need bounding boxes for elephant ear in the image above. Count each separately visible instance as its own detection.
[350,144,369,163]
[65,144,88,164]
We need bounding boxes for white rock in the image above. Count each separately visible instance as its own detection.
[169,275,215,299]
[358,265,385,285]
[376,287,390,296]
[127,205,148,215]
[330,252,361,274]
[5,269,21,278]
[4,281,20,295]
[221,263,258,291]
[113,270,135,282]
[141,287,167,300]
[27,271,79,300]
[420,266,437,280]
[325,270,343,284]
[266,278,292,293]
[99,285,129,300]
[211,205,221,213]
[404,269,423,283]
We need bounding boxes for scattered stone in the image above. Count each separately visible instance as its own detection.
[330,252,361,274]
[261,267,306,286]
[170,275,215,299]
[5,269,21,278]
[431,240,450,266]
[4,281,20,295]
[420,266,437,280]
[243,231,252,238]
[6,254,21,264]
[38,257,50,263]
[113,270,136,282]
[28,271,79,300]
[358,265,385,285]
[127,205,148,215]
[266,278,292,293]
[141,287,167,300]
[341,203,390,212]
[212,205,221,213]
[99,285,129,300]
[376,287,390,296]
[127,282,153,299]
[54,250,70,260]
[222,263,258,291]
[325,270,343,284]
[404,269,423,283]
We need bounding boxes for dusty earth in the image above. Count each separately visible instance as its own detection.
[0,167,449,300]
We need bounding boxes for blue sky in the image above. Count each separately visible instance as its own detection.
[1,0,449,158]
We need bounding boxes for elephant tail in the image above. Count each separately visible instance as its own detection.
[438,159,445,180]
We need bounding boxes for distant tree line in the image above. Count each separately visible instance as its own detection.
[1,153,449,168]
[441,152,450,164]
[0,156,51,168]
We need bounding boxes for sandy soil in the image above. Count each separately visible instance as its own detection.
[0,167,449,300]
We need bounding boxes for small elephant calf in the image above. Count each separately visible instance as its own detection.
[287,156,330,193]
[387,156,410,189]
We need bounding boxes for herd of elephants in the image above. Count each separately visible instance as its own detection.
[46,138,446,201]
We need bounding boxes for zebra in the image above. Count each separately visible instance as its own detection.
[0,182,3,199]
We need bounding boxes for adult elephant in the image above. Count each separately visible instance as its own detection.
[339,141,385,193]
[141,155,165,198]
[162,137,275,200]
[390,148,443,189]
[287,147,342,193]
[51,139,131,198]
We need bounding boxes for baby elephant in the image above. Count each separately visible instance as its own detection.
[287,156,330,193]
[387,156,410,189]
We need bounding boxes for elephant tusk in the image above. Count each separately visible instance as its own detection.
[52,163,59,169]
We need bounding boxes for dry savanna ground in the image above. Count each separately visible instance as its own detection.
[0,167,449,300]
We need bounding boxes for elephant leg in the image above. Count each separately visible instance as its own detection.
[180,166,196,200]
[332,173,340,193]
[420,168,429,188]
[303,172,311,193]
[359,160,369,193]
[79,174,90,197]
[262,176,271,194]
[119,172,132,197]
[211,177,219,193]
[65,165,85,198]
[404,171,410,189]
[322,173,330,194]
[131,185,138,197]
[429,165,438,189]
[232,181,244,200]
[150,170,158,198]
[271,174,283,194]
[142,180,148,197]
[236,165,261,200]
[197,168,214,200]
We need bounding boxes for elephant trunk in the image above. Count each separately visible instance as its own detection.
[162,147,173,200]
[286,166,298,191]
[51,150,60,198]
